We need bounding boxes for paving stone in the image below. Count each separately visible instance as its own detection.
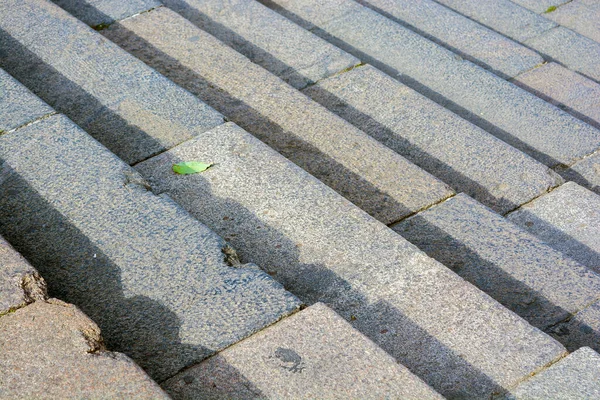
[543,1,600,43]
[525,26,600,83]
[508,182,600,273]
[136,122,566,399]
[0,235,47,315]
[434,0,557,42]
[393,193,600,330]
[0,299,169,399]
[0,114,300,381]
[562,150,600,195]
[0,0,224,165]
[160,0,360,90]
[356,0,543,78]
[505,347,600,399]
[162,303,444,400]
[51,0,161,27]
[104,7,453,225]
[0,68,54,133]
[511,0,571,14]
[513,62,600,129]
[263,0,600,168]
[305,65,562,214]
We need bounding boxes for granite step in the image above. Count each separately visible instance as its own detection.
[261,0,600,168]
[303,64,562,214]
[0,236,169,399]
[136,121,566,399]
[434,0,600,83]
[99,5,453,225]
[561,150,600,195]
[3,0,453,227]
[356,0,543,79]
[393,193,600,343]
[504,347,600,399]
[0,83,300,381]
[162,303,444,400]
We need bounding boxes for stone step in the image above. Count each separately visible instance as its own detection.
[512,62,600,130]
[0,236,169,399]
[393,193,600,337]
[504,347,600,399]
[136,121,566,399]
[52,0,161,28]
[356,0,543,79]
[261,0,600,169]
[303,64,562,214]
[0,110,300,382]
[162,303,444,400]
[507,181,600,272]
[526,0,600,43]
[0,0,225,166]
[561,150,600,195]
[435,0,600,83]
[100,5,453,225]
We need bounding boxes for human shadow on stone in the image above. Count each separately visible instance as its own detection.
[0,161,211,382]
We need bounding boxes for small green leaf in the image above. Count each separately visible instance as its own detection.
[545,5,557,12]
[172,161,213,175]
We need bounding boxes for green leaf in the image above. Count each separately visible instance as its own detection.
[172,161,213,175]
[545,5,557,12]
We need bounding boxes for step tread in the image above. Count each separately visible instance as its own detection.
[507,181,600,272]
[0,298,169,399]
[163,303,444,400]
[136,121,566,399]
[263,0,600,167]
[394,193,600,331]
[103,5,454,225]
[0,113,300,381]
[0,0,224,165]
[304,64,562,214]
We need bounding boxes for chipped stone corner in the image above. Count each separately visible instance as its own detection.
[21,271,48,303]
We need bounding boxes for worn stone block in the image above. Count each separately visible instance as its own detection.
[51,0,161,27]
[136,122,566,399]
[0,68,53,133]
[264,0,600,167]
[525,26,600,83]
[544,1,600,43]
[562,151,600,195]
[305,65,562,214]
[505,347,600,399]
[513,62,600,129]
[0,0,224,165]
[0,115,300,381]
[508,182,600,272]
[163,303,444,400]
[0,299,169,399]
[356,0,543,78]
[0,235,47,315]
[394,193,600,330]
[104,7,453,225]
[161,0,360,89]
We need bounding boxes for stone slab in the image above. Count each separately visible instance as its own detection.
[0,68,54,133]
[136,122,566,399]
[0,0,224,165]
[162,303,444,400]
[161,0,360,89]
[0,235,47,315]
[434,0,557,42]
[550,300,600,354]
[104,7,453,225]
[505,347,600,399]
[0,299,169,399]
[525,26,600,83]
[304,65,562,214]
[544,1,600,43]
[562,150,600,195]
[508,182,600,273]
[264,0,600,168]
[513,62,600,129]
[356,0,543,78]
[51,0,161,27]
[393,193,600,330]
[0,114,301,381]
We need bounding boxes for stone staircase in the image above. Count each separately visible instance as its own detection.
[1,0,599,398]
